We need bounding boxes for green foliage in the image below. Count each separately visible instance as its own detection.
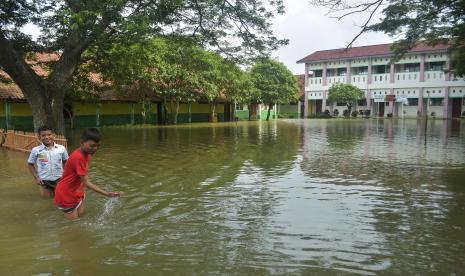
[250,59,299,105]
[328,83,364,107]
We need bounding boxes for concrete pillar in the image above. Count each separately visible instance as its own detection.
[5,101,10,130]
[390,63,395,83]
[420,54,425,82]
[304,64,309,118]
[322,63,327,86]
[388,88,394,114]
[418,88,424,116]
[130,103,135,125]
[445,56,451,81]
[322,90,327,112]
[367,58,372,84]
[366,89,371,110]
[443,87,450,119]
[96,103,101,127]
[346,61,351,84]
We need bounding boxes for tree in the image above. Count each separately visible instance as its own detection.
[312,0,465,76]
[250,59,299,120]
[0,0,288,134]
[327,83,364,117]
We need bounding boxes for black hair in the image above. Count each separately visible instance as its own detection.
[81,128,102,142]
[37,125,52,135]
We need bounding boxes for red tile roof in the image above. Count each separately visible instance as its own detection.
[0,83,24,100]
[297,42,449,63]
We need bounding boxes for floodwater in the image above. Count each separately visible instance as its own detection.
[1,119,465,275]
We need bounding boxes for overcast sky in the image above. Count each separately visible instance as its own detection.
[271,0,393,75]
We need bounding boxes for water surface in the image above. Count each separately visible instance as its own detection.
[1,119,465,275]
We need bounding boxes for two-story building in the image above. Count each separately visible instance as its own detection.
[297,43,465,119]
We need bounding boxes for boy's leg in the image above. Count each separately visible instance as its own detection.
[77,202,85,217]
[39,185,52,198]
[64,209,79,220]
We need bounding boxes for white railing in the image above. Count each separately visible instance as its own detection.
[371,73,389,83]
[425,71,444,81]
[308,77,323,86]
[351,75,367,84]
[327,76,346,84]
[395,72,420,82]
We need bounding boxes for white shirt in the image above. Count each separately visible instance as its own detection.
[27,143,69,181]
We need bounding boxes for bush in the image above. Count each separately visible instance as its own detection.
[324,109,331,116]
[351,110,358,117]
[364,110,371,117]
[387,113,393,118]
[462,111,465,117]
[333,109,339,116]
[430,112,436,117]
[343,109,349,117]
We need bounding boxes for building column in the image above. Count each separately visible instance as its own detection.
[130,103,135,125]
[443,87,450,119]
[5,101,11,130]
[346,61,351,84]
[304,64,309,118]
[96,103,101,127]
[445,55,451,81]
[367,58,372,84]
[390,63,395,83]
[322,90,327,112]
[420,54,425,82]
[322,63,327,86]
[418,87,424,116]
[388,88,394,114]
[366,89,371,110]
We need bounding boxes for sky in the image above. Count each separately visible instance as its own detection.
[271,0,393,75]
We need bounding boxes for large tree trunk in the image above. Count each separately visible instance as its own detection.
[0,29,92,134]
[266,103,273,120]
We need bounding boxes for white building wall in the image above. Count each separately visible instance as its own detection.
[304,51,465,118]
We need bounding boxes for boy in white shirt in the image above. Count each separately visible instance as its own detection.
[27,126,69,198]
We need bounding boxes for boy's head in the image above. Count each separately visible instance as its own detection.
[80,128,101,155]
[37,125,54,146]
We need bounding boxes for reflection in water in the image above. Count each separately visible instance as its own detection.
[0,119,464,275]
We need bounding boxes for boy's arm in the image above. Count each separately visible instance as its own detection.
[28,163,43,185]
[80,175,120,197]
[27,150,42,185]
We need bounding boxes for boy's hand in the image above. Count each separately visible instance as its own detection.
[35,177,44,186]
[106,191,121,197]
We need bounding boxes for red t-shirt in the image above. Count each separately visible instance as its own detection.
[54,149,91,208]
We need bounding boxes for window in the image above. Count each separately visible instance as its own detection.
[409,98,419,106]
[314,70,323,77]
[426,61,445,71]
[337,68,347,76]
[431,98,443,106]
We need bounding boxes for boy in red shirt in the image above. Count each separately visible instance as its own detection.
[55,128,120,220]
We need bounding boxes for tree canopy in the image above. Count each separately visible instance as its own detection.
[250,58,299,120]
[312,0,465,76]
[0,0,288,133]
[328,83,364,116]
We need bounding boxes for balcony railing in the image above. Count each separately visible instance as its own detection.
[327,76,345,84]
[395,72,420,81]
[352,75,367,84]
[372,73,389,83]
[425,71,444,81]
[308,77,323,85]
